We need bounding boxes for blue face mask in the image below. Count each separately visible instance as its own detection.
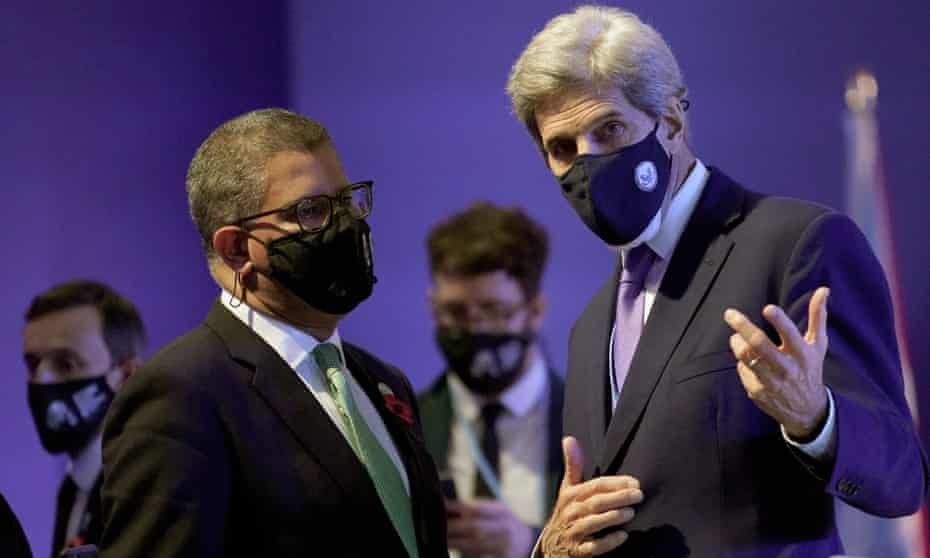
[557,125,671,245]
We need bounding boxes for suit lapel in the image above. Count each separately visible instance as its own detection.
[417,374,454,470]
[204,304,385,514]
[597,172,745,471]
[574,272,620,477]
[343,344,444,556]
[545,370,565,507]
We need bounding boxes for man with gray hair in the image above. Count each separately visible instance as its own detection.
[98,108,447,557]
[507,6,927,557]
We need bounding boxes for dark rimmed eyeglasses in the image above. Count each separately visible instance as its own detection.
[234,180,373,233]
[430,300,530,329]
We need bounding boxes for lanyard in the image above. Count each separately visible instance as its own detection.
[454,408,503,501]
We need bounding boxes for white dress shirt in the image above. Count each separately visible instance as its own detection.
[64,431,102,543]
[608,160,836,460]
[446,347,550,527]
[221,290,409,493]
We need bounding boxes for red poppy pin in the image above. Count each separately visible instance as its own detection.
[379,383,414,425]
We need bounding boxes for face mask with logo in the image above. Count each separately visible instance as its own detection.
[436,328,532,396]
[28,376,115,455]
[263,215,377,315]
[557,124,672,246]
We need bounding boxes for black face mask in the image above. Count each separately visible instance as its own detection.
[28,376,114,455]
[264,216,377,315]
[558,125,672,246]
[436,328,532,397]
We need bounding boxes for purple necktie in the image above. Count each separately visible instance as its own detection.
[613,244,656,398]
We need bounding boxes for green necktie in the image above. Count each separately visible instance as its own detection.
[312,343,419,558]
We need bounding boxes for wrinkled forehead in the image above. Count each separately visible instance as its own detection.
[260,145,349,210]
[535,87,640,140]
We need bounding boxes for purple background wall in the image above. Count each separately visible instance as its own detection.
[2,0,927,553]
[291,0,930,443]
[1,1,289,551]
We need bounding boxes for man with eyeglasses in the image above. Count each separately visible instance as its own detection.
[418,202,564,558]
[98,108,447,558]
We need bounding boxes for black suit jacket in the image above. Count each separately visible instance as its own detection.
[99,302,447,557]
[1,492,33,558]
[565,168,928,557]
[417,369,565,517]
[52,475,102,558]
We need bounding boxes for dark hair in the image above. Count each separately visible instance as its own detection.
[25,279,147,364]
[427,202,550,298]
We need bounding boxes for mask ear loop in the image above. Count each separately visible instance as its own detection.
[230,271,244,308]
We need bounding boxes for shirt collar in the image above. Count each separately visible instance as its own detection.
[220,290,343,371]
[68,431,102,491]
[448,347,548,421]
[621,159,709,263]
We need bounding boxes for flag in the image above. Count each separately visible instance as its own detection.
[839,69,929,558]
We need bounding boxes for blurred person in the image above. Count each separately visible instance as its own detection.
[506,5,928,557]
[1,491,35,558]
[22,280,145,558]
[98,108,447,557]
[419,202,564,558]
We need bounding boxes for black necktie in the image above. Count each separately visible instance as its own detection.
[474,402,505,498]
[53,475,77,554]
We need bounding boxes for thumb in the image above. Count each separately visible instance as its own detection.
[806,286,830,348]
[561,436,585,487]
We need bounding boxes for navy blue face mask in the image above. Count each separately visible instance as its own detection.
[557,125,671,245]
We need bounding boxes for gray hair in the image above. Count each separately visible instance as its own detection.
[186,108,331,264]
[507,5,687,146]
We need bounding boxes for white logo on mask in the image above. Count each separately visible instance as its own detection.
[497,339,524,370]
[471,349,498,379]
[73,382,107,419]
[46,400,79,430]
[634,161,658,192]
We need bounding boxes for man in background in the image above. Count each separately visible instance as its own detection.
[1,491,34,558]
[419,202,564,558]
[23,280,145,558]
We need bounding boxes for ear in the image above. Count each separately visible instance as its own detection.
[527,292,548,333]
[106,356,142,391]
[659,97,687,154]
[213,225,255,274]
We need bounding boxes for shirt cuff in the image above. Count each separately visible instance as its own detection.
[781,387,836,461]
[531,532,543,558]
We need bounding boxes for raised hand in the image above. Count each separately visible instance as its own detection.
[724,287,831,440]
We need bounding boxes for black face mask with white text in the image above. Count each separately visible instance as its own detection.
[436,328,532,396]
[28,376,114,455]
[557,125,671,246]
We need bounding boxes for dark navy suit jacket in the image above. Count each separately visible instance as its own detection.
[564,168,929,557]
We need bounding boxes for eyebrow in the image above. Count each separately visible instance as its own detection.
[542,110,628,152]
[23,347,82,363]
